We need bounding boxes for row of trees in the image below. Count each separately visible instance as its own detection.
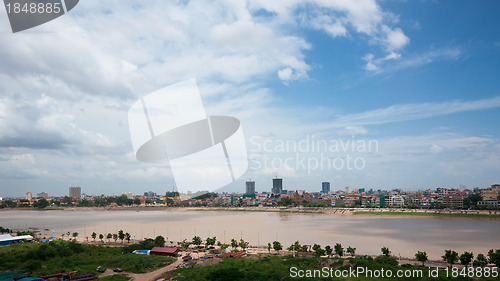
[165,234,500,269]
[440,249,500,268]
[183,235,500,269]
[48,229,500,269]
[0,195,150,209]
[89,230,132,243]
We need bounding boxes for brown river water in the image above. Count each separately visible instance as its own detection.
[1,209,498,260]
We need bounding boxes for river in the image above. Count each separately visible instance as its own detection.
[1,209,498,260]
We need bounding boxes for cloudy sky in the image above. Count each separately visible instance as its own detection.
[1,0,499,197]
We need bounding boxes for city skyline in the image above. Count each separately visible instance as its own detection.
[1,1,499,197]
[4,179,499,199]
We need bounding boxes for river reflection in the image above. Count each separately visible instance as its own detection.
[1,210,498,260]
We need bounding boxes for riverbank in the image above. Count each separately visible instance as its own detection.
[353,210,500,219]
[3,206,499,218]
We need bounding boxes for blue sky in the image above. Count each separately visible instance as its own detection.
[0,0,499,197]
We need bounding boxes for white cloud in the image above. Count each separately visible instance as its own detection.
[365,47,462,73]
[395,47,461,70]
[363,51,402,71]
[429,144,444,154]
[321,96,500,129]
[337,126,368,136]
[381,25,409,52]
[278,67,293,81]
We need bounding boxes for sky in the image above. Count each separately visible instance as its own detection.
[0,0,499,197]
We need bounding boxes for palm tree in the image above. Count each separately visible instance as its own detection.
[334,243,343,257]
[325,245,333,257]
[91,232,97,241]
[118,230,125,242]
[381,247,390,256]
[347,246,356,257]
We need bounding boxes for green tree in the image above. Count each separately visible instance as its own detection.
[442,250,459,267]
[179,239,191,248]
[231,239,238,249]
[287,241,302,252]
[325,245,333,257]
[72,232,79,240]
[106,233,112,242]
[488,249,500,267]
[125,232,131,243]
[467,194,483,209]
[91,232,97,241]
[315,247,325,258]
[238,239,247,250]
[206,237,217,247]
[267,242,271,253]
[273,241,282,254]
[347,246,356,256]
[192,235,202,246]
[133,198,141,205]
[99,233,104,242]
[473,253,488,267]
[334,243,343,257]
[415,251,428,266]
[278,197,293,206]
[0,200,17,208]
[460,252,474,267]
[154,235,166,247]
[34,198,49,209]
[112,233,118,242]
[78,199,90,207]
[118,230,125,242]
[312,244,324,257]
[381,246,391,256]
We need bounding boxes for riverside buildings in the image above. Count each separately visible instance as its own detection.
[69,186,81,200]
[272,178,283,196]
[245,180,255,195]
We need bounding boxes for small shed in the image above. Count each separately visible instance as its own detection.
[0,234,33,246]
[150,247,181,257]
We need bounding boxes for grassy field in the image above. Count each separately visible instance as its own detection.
[172,255,499,281]
[0,240,175,276]
[99,275,131,281]
[353,211,500,219]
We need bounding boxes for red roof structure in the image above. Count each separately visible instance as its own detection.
[220,252,247,258]
[150,247,181,256]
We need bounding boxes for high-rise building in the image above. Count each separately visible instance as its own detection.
[26,192,32,201]
[272,178,282,195]
[69,186,81,200]
[246,181,255,194]
[321,182,330,193]
[37,192,49,199]
[345,186,351,194]
[146,191,157,198]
